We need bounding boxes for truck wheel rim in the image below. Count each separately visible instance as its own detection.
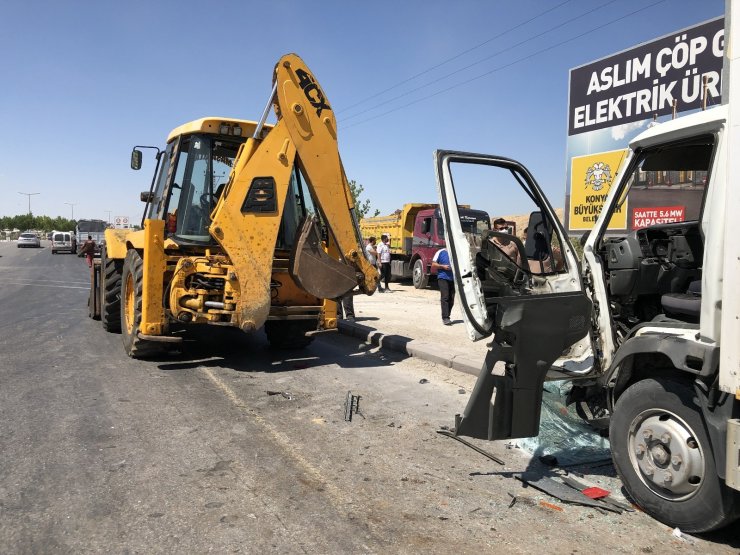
[124,274,135,334]
[413,262,422,282]
[627,408,705,500]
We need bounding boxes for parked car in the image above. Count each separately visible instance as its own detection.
[51,231,76,254]
[17,232,41,248]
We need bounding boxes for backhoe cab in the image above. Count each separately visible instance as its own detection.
[90,54,377,356]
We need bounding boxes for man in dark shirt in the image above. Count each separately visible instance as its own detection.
[431,247,454,325]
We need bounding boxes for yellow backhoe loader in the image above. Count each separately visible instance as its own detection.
[88,53,378,357]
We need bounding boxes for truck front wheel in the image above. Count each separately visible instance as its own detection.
[412,259,428,289]
[610,377,739,533]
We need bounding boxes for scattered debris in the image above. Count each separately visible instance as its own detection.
[539,501,564,512]
[458,388,466,394]
[582,486,610,500]
[419,378,429,384]
[560,475,634,512]
[507,493,517,508]
[437,430,505,465]
[514,473,621,513]
[265,390,294,400]
[344,391,362,422]
[672,527,698,545]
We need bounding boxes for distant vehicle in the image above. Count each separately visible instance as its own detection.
[75,219,107,253]
[359,203,491,288]
[17,232,41,248]
[51,231,76,254]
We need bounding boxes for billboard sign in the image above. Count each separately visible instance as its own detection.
[565,16,723,234]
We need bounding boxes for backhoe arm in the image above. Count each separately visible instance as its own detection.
[208,53,377,332]
[274,54,378,294]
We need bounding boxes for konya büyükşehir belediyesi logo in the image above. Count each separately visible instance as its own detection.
[569,149,629,230]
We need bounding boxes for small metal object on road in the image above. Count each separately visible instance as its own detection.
[344,391,362,422]
[436,430,505,465]
[266,390,294,400]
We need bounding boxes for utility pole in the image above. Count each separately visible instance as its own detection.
[105,210,112,224]
[18,192,39,215]
[64,202,76,220]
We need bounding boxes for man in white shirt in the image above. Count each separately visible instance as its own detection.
[364,236,378,266]
[376,234,392,292]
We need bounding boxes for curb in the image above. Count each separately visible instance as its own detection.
[337,320,481,376]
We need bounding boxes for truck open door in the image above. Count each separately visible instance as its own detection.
[434,150,592,440]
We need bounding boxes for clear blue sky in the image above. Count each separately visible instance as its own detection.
[0,0,723,221]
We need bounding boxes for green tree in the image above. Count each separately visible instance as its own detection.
[0,214,76,232]
[348,180,380,219]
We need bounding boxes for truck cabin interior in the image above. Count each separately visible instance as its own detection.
[594,134,712,340]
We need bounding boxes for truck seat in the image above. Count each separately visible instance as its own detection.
[661,280,701,320]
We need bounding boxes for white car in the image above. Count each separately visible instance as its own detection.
[17,233,41,248]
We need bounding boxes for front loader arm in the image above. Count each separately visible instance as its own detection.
[208,53,376,332]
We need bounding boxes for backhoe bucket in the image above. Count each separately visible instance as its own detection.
[290,216,358,299]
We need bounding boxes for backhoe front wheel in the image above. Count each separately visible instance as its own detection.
[121,250,163,359]
[610,377,739,533]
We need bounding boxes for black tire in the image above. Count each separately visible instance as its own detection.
[610,377,740,533]
[264,320,315,349]
[100,246,123,333]
[412,259,428,289]
[120,250,163,358]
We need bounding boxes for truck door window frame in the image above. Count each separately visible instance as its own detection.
[435,150,584,339]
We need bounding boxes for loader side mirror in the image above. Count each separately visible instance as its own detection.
[131,149,142,170]
[140,191,154,203]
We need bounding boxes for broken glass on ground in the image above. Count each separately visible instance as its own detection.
[518,380,611,466]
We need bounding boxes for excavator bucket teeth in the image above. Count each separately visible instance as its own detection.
[290,217,358,299]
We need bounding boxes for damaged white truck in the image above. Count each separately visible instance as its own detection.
[437,3,740,533]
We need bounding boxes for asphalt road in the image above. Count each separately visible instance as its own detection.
[0,241,737,554]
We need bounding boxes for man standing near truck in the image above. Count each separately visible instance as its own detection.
[431,247,454,325]
[377,234,392,292]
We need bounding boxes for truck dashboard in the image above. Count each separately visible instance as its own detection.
[598,221,703,335]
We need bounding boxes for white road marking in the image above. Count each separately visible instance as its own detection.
[200,367,349,507]
[0,281,88,290]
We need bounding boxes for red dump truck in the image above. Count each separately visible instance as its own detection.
[359,203,491,288]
